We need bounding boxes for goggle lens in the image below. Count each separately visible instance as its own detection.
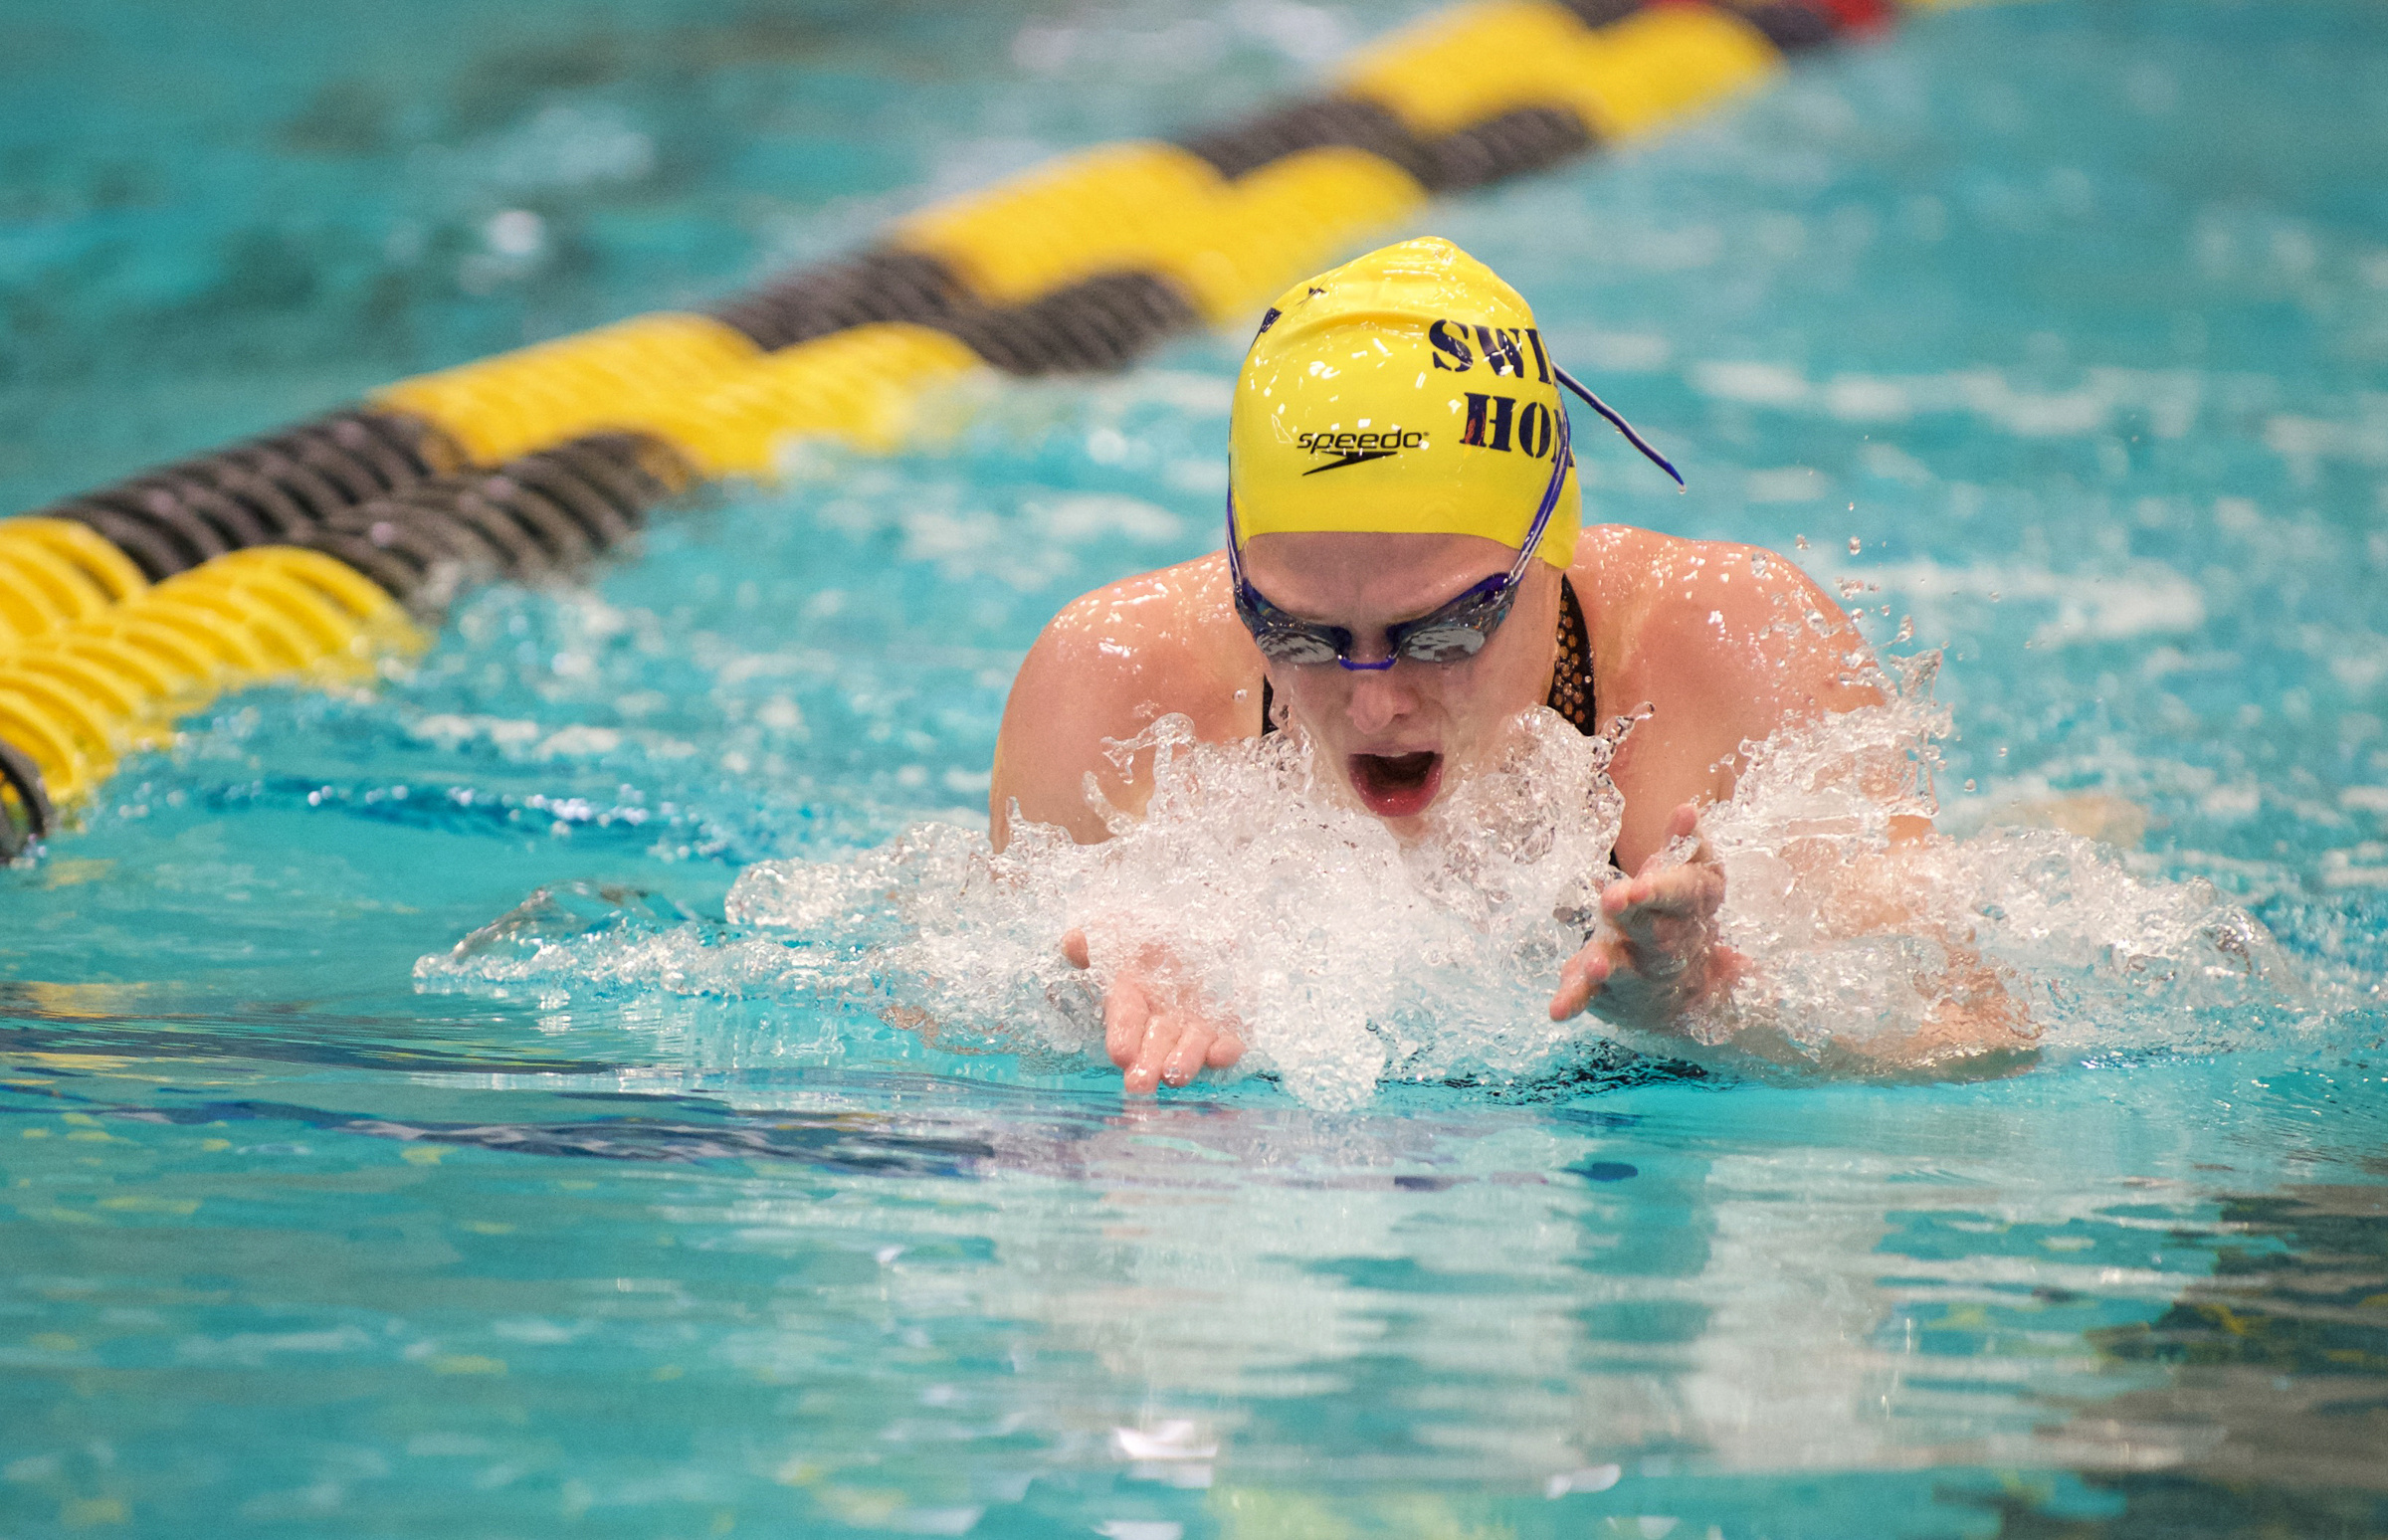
[1256,630,1345,666]
[1394,622,1490,663]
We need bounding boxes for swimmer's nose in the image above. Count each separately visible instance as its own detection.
[1343,668,1412,734]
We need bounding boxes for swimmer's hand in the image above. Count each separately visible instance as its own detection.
[1062,928,1246,1094]
[1550,804,2040,1077]
[1549,803,1745,1031]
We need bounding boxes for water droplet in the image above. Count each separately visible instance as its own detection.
[1795,534,1809,550]
[1847,536,1862,555]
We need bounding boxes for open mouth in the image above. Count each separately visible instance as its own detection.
[1347,751,1443,819]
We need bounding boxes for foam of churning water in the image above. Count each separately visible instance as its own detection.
[717,707,1626,1108]
[1685,656,2310,1068]
[418,659,2328,1107]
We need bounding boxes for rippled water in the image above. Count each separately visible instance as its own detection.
[6,0,2388,1534]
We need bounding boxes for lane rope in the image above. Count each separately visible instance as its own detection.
[0,0,1954,849]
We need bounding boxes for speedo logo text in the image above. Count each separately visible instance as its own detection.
[1294,428,1427,475]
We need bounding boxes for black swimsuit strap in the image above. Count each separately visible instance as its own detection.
[1546,575,1597,734]
[1258,577,1597,736]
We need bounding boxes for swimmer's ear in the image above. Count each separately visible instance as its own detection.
[1061,929,1091,970]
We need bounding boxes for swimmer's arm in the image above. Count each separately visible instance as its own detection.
[1597,535,1891,870]
[1567,538,2029,1072]
[1679,548,2032,1067]
[990,590,1160,849]
[991,557,1262,852]
[991,562,1256,1093]
[1759,838,2037,1073]
[1551,810,2035,1077]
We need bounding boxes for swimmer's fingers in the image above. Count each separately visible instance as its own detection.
[1549,940,1617,1021]
[1120,1003,1243,1090]
[1061,928,1091,969]
[1131,1010,1195,1094]
[1603,899,1714,998]
[1629,803,1717,880]
[1641,801,1700,866]
[1600,861,1723,932]
[1579,869,1726,1018]
[1560,808,1740,1026]
[1157,1017,1218,1088]
[1120,993,1190,1095]
[1105,978,1152,1074]
[1144,1006,1246,1088]
[1607,809,1720,927]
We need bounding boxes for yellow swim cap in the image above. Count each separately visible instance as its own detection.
[1229,237,1580,570]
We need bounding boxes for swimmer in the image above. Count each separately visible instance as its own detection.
[992,238,2030,1092]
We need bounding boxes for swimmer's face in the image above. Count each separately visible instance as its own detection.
[1238,530,1564,835]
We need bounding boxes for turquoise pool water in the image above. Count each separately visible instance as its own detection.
[6,0,2388,1534]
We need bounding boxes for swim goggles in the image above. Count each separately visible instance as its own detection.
[1226,367,1683,672]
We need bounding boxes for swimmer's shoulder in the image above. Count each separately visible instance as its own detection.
[992,553,1262,846]
[1571,522,1857,666]
[1024,551,1257,716]
[1571,521,1880,746]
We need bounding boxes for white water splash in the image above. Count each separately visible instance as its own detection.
[1687,661,2302,1066]
[418,665,2326,1107]
[722,707,1626,1109]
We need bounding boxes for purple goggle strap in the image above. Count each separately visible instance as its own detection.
[1554,365,1685,490]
